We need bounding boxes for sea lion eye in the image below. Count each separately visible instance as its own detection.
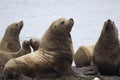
[15,24,18,26]
[61,21,64,25]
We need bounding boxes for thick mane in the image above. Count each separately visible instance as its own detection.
[96,21,119,50]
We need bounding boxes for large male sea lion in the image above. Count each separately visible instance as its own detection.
[0,21,23,52]
[0,40,31,68]
[85,19,120,76]
[74,45,94,67]
[4,18,74,79]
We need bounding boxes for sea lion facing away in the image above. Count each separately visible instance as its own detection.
[0,40,31,68]
[4,18,74,79]
[0,21,23,52]
[85,19,120,76]
[74,45,94,67]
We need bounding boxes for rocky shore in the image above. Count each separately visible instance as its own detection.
[1,66,119,80]
[37,66,120,80]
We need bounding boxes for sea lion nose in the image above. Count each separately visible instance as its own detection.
[19,21,23,27]
[107,19,111,23]
[19,21,23,24]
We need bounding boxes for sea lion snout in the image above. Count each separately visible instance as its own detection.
[107,19,111,23]
[18,21,23,29]
[66,18,74,32]
[105,19,114,31]
[69,18,74,27]
[69,18,74,24]
[69,18,73,22]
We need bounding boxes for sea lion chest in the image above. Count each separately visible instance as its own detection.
[93,49,120,75]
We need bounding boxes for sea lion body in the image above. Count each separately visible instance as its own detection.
[0,40,31,67]
[4,18,74,79]
[0,21,23,52]
[74,45,94,67]
[92,19,120,76]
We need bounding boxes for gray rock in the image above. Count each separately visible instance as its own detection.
[2,66,120,80]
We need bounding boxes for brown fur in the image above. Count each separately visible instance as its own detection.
[74,45,94,67]
[0,21,23,52]
[29,38,39,51]
[92,19,120,76]
[15,40,31,57]
[4,18,74,79]
[0,40,31,67]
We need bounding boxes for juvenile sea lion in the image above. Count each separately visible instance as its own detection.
[15,40,31,57]
[4,18,74,79]
[29,38,40,51]
[74,45,94,67]
[85,19,120,76]
[0,21,23,52]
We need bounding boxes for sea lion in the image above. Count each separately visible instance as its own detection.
[29,38,40,51]
[0,40,31,68]
[15,40,31,57]
[74,45,94,67]
[0,21,23,52]
[85,19,120,76]
[4,18,74,79]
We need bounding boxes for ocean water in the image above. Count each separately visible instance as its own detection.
[0,0,120,66]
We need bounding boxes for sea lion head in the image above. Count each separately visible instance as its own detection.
[30,38,39,51]
[5,21,23,37]
[40,18,74,51]
[49,18,74,36]
[99,19,118,44]
[22,40,30,49]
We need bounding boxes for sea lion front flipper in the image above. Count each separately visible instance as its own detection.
[83,64,99,75]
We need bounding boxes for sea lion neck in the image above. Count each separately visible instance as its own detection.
[39,29,72,52]
[96,20,119,50]
[0,36,20,52]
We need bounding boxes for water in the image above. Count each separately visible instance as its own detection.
[0,0,120,53]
